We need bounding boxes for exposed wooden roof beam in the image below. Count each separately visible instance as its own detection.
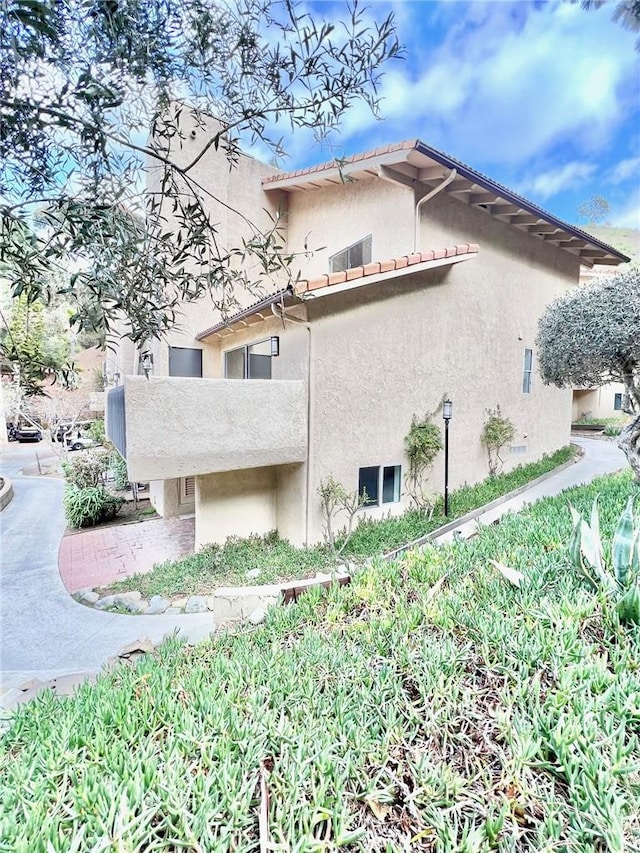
[377,164,418,189]
[511,214,541,225]
[492,203,524,217]
[469,192,497,206]
[418,165,452,182]
[530,225,561,234]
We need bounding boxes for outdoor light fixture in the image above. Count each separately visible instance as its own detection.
[140,351,154,380]
[113,370,121,386]
[442,398,453,517]
[270,336,280,357]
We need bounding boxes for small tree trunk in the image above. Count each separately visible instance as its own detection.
[618,414,640,482]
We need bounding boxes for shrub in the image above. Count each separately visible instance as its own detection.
[404,412,443,511]
[569,495,640,624]
[64,485,124,528]
[61,449,110,488]
[87,418,106,444]
[318,477,367,556]
[110,452,129,490]
[481,405,516,477]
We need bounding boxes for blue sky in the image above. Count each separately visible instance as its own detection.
[276,1,639,229]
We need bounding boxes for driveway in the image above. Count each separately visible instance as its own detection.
[0,443,219,701]
[0,437,628,708]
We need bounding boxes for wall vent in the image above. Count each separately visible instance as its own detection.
[510,445,527,455]
[180,476,195,502]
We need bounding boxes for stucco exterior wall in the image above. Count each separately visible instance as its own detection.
[150,478,182,518]
[286,177,414,278]
[291,190,580,545]
[195,467,277,548]
[194,461,308,549]
[572,384,628,421]
[123,375,307,482]
[140,108,289,375]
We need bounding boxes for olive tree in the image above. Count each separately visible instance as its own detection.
[536,268,640,479]
[0,0,400,393]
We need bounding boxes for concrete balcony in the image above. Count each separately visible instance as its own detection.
[107,376,307,481]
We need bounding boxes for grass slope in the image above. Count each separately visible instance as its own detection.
[102,447,576,597]
[1,471,639,852]
[583,225,640,263]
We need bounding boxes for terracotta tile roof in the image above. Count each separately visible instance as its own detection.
[261,138,628,265]
[295,244,479,294]
[262,140,418,185]
[196,244,479,338]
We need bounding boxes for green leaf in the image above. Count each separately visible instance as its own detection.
[568,504,583,570]
[612,496,635,588]
[616,583,640,624]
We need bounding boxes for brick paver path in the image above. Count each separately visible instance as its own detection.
[58,516,195,592]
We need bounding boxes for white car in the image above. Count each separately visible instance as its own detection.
[67,436,98,452]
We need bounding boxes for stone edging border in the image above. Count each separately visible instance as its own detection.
[74,571,351,622]
[75,446,584,621]
[0,476,14,511]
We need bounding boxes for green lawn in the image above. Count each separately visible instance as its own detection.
[2,469,638,851]
[102,446,576,597]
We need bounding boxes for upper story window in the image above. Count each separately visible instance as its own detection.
[169,346,202,378]
[224,339,273,380]
[522,348,533,394]
[329,235,372,273]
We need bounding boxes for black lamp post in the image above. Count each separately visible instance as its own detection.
[442,399,453,517]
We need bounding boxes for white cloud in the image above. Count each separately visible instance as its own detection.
[520,162,597,199]
[610,196,640,229]
[331,2,638,168]
[607,156,640,184]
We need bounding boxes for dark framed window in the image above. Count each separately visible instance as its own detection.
[382,465,401,503]
[358,466,379,506]
[330,235,372,273]
[614,393,623,411]
[522,348,533,394]
[224,339,272,380]
[169,346,202,377]
[358,465,401,507]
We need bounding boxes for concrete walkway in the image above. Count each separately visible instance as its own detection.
[0,438,627,710]
[0,444,219,706]
[434,437,626,544]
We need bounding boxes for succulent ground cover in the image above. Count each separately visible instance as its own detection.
[102,447,576,597]
[2,470,639,851]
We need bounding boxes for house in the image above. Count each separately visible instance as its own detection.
[571,231,639,423]
[106,117,629,549]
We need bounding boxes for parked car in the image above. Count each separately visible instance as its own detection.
[16,426,43,443]
[67,436,97,452]
[54,420,98,444]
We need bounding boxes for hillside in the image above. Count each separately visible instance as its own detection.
[582,225,640,264]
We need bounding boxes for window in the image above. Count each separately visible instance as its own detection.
[224,339,272,380]
[522,348,533,394]
[614,393,623,411]
[169,346,202,378]
[358,465,401,506]
[330,235,372,273]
